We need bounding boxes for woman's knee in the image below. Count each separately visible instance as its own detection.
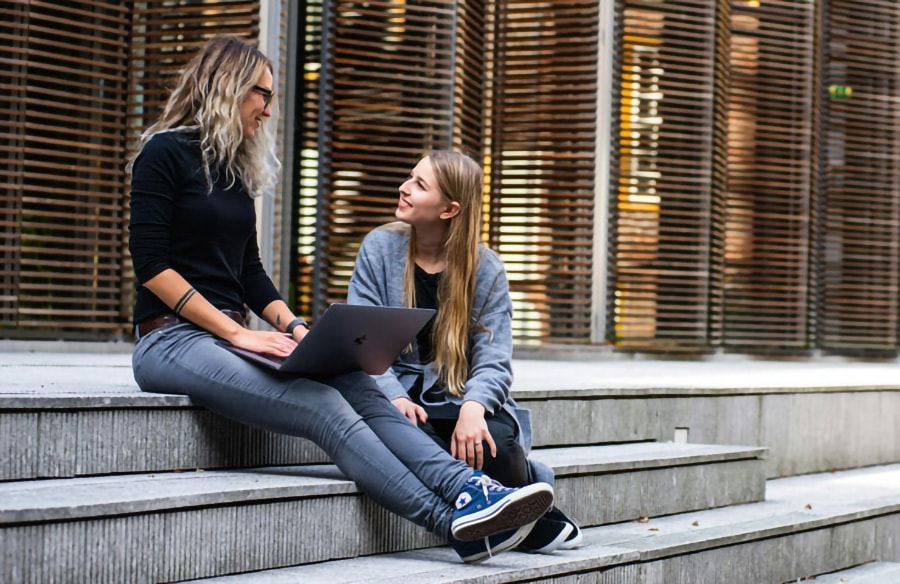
[486,416,520,448]
[322,370,378,392]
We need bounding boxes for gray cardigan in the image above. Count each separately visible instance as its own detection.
[348,222,554,485]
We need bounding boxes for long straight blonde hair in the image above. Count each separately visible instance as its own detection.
[404,151,484,397]
[128,35,279,197]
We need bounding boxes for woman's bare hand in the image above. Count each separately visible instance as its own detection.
[391,397,428,425]
[231,329,297,358]
[451,401,496,469]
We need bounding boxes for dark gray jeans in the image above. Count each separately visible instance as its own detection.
[132,322,472,537]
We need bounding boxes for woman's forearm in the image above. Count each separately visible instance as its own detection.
[142,268,246,342]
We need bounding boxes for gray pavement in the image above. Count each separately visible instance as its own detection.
[3,341,900,395]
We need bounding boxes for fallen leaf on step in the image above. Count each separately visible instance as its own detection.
[637,517,650,523]
[691,521,699,526]
[804,503,812,510]
[648,527,659,531]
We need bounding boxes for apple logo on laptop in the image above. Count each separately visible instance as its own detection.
[353,334,366,345]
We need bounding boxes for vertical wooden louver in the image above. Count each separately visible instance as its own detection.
[723,0,816,348]
[485,0,599,343]
[817,1,900,350]
[453,0,487,156]
[608,0,721,349]
[1,1,131,336]
[299,0,483,315]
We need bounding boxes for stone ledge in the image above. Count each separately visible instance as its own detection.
[190,464,900,583]
[531,443,766,476]
[813,561,900,583]
[6,354,900,409]
[0,465,352,523]
[1,442,763,524]
[5,384,900,410]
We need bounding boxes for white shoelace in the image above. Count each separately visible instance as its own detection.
[470,474,508,558]
[471,474,507,502]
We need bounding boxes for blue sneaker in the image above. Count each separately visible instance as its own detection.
[450,471,554,542]
[450,522,536,564]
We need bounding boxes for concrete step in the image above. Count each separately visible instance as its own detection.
[191,464,900,584]
[513,358,900,479]
[0,355,328,481]
[0,442,765,583]
[812,561,900,583]
[3,352,899,481]
[531,442,765,526]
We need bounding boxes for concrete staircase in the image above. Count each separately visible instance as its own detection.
[2,349,900,583]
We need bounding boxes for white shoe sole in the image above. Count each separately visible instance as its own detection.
[559,526,584,549]
[521,522,574,554]
[461,522,536,564]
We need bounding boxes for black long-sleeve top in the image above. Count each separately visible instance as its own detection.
[128,129,281,325]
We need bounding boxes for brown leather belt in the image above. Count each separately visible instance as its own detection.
[135,309,244,340]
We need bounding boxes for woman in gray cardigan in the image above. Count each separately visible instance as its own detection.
[348,150,582,554]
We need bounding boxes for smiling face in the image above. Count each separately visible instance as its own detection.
[395,156,460,230]
[240,67,273,141]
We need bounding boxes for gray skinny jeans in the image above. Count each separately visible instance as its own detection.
[132,322,472,537]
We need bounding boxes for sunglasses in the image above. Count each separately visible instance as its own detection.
[252,85,274,109]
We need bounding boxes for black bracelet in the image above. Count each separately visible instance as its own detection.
[285,317,309,335]
[173,287,197,315]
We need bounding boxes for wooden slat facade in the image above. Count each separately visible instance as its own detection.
[3,1,900,356]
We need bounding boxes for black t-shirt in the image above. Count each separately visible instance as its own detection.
[128,129,280,325]
[414,263,441,362]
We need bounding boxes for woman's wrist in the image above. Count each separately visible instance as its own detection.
[284,317,309,335]
[460,400,486,416]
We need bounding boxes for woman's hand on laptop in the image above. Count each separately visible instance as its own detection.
[231,329,298,358]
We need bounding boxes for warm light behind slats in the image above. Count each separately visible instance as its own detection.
[485,0,600,343]
[295,0,485,316]
[608,0,722,349]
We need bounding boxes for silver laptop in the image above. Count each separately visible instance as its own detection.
[223,303,435,376]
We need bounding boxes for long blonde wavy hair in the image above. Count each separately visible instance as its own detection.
[128,35,279,197]
[404,150,484,397]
